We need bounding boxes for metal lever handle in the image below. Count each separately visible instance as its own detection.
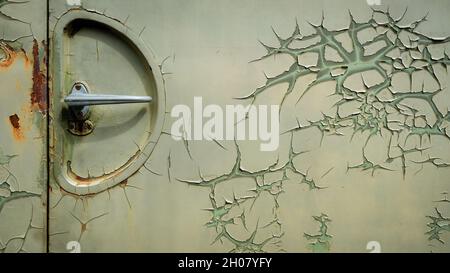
[65,94,152,106]
[64,82,152,106]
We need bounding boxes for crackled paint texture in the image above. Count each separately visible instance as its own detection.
[45,0,450,253]
[171,4,450,252]
[7,0,442,253]
[0,0,47,252]
[304,213,332,252]
[426,193,450,246]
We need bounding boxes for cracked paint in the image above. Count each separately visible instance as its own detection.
[0,0,47,253]
[172,7,450,252]
[0,147,18,193]
[45,1,450,253]
[0,41,29,69]
[8,113,24,141]
[66,149,140,187]
[0,147,40,212]
[426,207,450,244]
[304,213,332,252]
[0,147,41,253]
[31,39,47,113]
[69,212,108,242]
[0,204,43,253]
[0,41,17,68]
[264,9,450,179]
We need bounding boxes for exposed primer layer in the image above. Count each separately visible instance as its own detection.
[426,207,450,244]
[177,8,450,252]
[0,0,46,253]
[0,42,16,68]
[304,213,332,252]
[248,8,450,178]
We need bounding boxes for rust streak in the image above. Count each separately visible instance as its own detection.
[31,39,47,113]
[0,42,18,69]
[9,114,24,141]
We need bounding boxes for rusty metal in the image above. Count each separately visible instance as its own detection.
[67,119,94,136]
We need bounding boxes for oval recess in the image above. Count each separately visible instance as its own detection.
[52,9,165,195]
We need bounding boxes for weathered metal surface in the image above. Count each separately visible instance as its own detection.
[1,0,449,253]
[0,0,47,253]
[45,0,450,253]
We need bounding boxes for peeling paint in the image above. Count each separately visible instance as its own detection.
[0,150,39,222]
[69,212,108,242]
[426,207,450,244]
[0,42,16,68]
[0,0,47,253]
[66,0,82,7]
[304,213,332,252]
[0,41,29,70]
[45,1,450,253]
[0,186,39,215]
[250,8,450,180]
[66,149,140,186]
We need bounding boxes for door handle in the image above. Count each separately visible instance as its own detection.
[64,82,152,125]
[64,82,152,107]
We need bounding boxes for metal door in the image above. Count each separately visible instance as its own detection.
[2,0,450,253]
[0,0,47,253]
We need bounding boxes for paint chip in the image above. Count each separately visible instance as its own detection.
[9,114,24,140]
